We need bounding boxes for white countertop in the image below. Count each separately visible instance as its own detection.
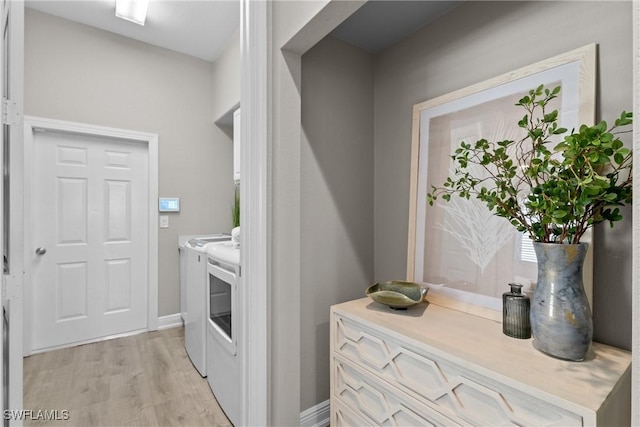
[206,241,240,266]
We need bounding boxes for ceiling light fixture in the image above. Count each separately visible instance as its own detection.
[115,0,150,26]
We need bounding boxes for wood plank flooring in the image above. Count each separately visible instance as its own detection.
[23,327,233,427]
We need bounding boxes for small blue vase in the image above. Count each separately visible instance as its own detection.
[530,242,592,361]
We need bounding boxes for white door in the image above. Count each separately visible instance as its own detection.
[30,130,148,351]
[1,0,24,423]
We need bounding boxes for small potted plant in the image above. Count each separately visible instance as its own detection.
[232,185,240,248]
[232,185,240,229]
[428,84,632,360]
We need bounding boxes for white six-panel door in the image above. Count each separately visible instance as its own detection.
[30,129,148,351]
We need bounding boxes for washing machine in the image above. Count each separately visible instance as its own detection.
[206,241,241,425]
[178,233,230,377]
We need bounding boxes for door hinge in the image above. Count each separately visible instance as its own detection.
[2,274,20,300]
[2,99,20,126]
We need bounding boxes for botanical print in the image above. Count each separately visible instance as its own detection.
[421,90,558,297]
[435,199,514,273]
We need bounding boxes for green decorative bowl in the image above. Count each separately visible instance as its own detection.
[365,280,428,309]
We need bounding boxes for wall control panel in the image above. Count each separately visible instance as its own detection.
[159,198,180,212]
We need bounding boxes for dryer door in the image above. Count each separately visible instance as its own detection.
[207,258,237,356]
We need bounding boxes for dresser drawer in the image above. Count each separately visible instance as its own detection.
[331,398,371,427]
[333,313,583,426]
[333,354,460,426]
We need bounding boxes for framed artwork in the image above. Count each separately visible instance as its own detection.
[407,44,596,319]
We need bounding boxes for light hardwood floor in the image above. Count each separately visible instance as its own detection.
[24,327,233,426]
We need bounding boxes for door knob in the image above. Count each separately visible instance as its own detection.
[35,247,47,256]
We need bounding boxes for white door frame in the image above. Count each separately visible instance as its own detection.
[632,2,640,424]
[22,116,158,355]
[2,0,24,422]
[240,0,268,425]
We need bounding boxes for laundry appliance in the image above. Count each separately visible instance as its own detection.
[178,233,230,377]
[206,241,241,425]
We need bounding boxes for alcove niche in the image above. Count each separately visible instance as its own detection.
[296,0,634,418]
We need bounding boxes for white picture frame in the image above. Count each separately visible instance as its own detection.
[407,44,596,320]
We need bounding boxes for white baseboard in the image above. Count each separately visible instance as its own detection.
[29,328,147,355]
[300,399,330,427]
[158,313,183,330]
[26,315,182,355]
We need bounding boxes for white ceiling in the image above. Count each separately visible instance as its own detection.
[26,0,240,62]
[25,1,460,62]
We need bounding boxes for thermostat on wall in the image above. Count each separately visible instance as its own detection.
[159,198,180,212]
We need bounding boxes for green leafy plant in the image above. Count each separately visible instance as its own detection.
[232,185,240,228]
[427,84,632,244]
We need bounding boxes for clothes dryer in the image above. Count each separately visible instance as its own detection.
[178,233,230,377]
[206,241,241,425]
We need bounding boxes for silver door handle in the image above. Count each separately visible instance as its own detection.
[35,247,47,256]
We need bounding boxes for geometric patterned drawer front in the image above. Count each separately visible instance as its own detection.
[331,398,374,427]
[333,356,460,426]
[334,315,583,426]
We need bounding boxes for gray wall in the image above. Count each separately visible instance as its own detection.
[373,1,633,349]
[300,35,374,410]
[212,28,240,123]
[25,9,234,317]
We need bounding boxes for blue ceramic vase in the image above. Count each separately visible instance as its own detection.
[530,242,592,361]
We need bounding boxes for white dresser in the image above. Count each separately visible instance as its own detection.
[330,298,631,426]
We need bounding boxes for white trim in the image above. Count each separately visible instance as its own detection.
[157,313,182,330]
[5,2,25,423]
[632,1,640,424]
[241,0,269,425]
[27,312,181,354]
[29,328,147,355]
[22,116,159,355]
[299,400,330,427]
